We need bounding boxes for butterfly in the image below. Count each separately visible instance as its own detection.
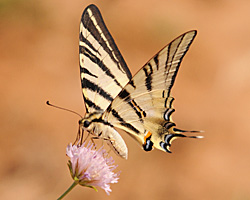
[78,4,202,159]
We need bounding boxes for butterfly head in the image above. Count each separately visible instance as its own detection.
[78,112,103,132]
[80,119,91,129]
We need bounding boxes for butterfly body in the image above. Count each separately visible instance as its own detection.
[79,4,202,159]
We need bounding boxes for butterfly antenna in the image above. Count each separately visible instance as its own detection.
[46,100,83,118]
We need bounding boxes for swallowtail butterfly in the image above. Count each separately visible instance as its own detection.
[78,4,202,159]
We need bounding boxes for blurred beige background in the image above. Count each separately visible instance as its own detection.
[1,0,250,199]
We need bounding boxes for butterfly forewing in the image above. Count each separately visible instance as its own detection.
[79,4,132,113]
[103,31,198,152]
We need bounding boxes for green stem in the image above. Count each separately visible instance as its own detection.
[57,181,78,200]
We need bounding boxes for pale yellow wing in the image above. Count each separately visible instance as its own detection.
[103,30,201,153]
[79,4,132,113]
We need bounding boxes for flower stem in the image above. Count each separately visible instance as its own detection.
[57,181,78,200]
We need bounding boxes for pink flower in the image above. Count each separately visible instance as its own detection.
[66,142,119,195]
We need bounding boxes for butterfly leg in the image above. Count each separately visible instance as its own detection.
[89,136,114,157]
[89,135,114,148]
[90,136,99,150]
[73,126,84,146]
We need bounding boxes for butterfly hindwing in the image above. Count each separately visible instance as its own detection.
[79,4,132,113]
[103,30,199,153]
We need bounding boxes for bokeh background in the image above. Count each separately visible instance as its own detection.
[1,0,250,199]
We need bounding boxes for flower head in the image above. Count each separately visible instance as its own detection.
[66,142,119,195]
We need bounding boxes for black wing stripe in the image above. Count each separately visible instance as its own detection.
[111,109,140,134]
[128,100,145,121]
[79,32,100,55]
[166,35,185,90]
[80,66,98,78]
[118,89,130,100]
[143,63,153,92]
[80,46,123,88]
[154,54,159,70]
[92,118,114,127]
[118,89,145,120]
[129,80,136,88]
[83,96,102,112]
[164,42,171,74]
[82,78,113,102]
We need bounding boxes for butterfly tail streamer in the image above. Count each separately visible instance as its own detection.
[159,128,204,153]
